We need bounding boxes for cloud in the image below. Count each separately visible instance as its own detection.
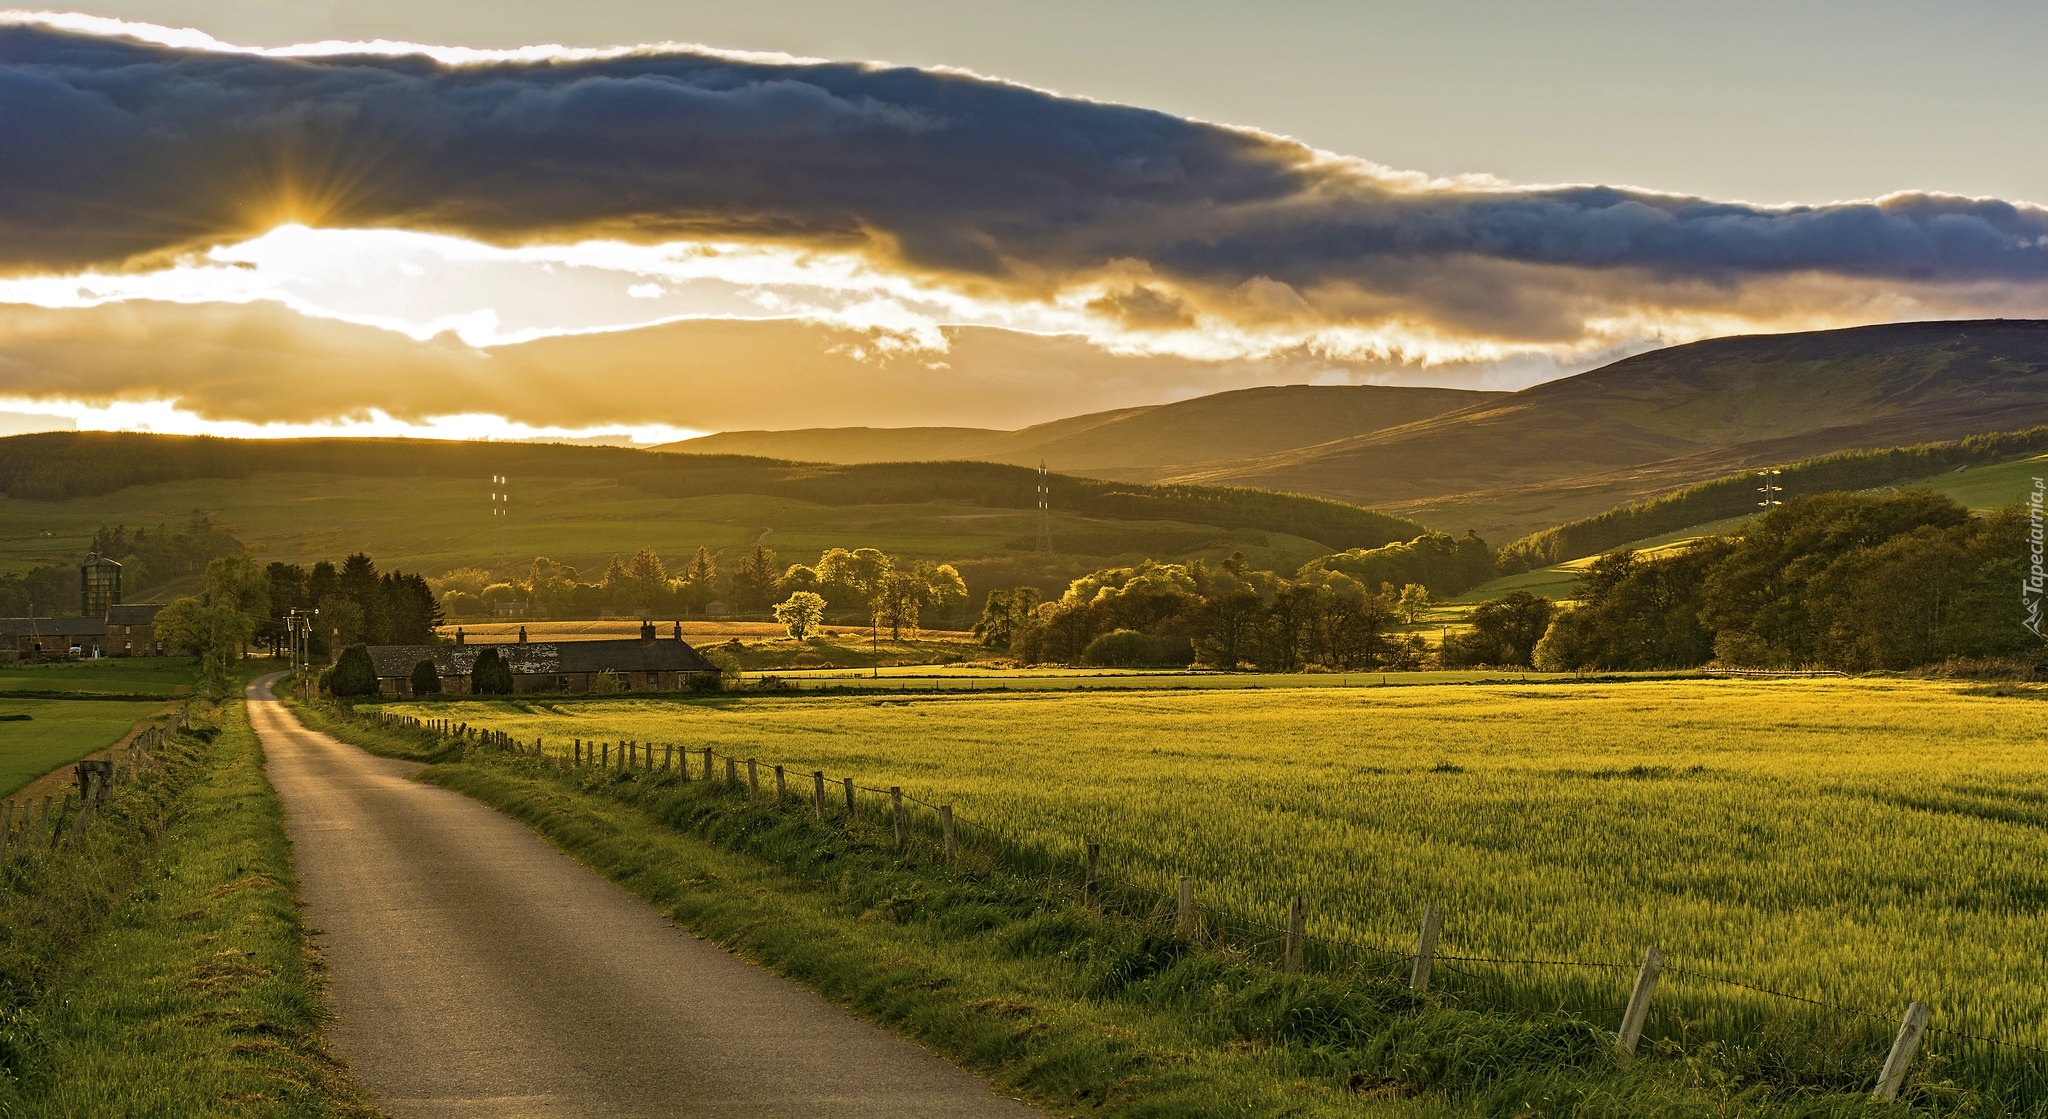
[3,18,2048,354]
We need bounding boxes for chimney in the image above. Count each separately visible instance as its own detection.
[455,627,465,646]
[518,625,528,644]
[672,621,682,641]
[640,620,657,643]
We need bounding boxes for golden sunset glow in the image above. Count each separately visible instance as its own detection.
[0,13,2044,439]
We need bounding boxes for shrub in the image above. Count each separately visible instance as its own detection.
[408,658,441,696]
[328,644,379,697]
[470,647,515,695]
[1081,629,1194,668]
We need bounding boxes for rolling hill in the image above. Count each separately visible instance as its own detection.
[665,384,1500,480]
[653,320,2048,543]
[0,433,1423,604]
[1163,320,2048,539]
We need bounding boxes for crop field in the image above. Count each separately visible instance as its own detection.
[0,697,161,796]
[384,676,2048,1085]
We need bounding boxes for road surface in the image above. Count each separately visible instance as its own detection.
[250,677,1042,1118]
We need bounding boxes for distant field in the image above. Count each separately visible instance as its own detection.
[0,658,199,697]
[0,470,1339,596]
[387,677,2048,1068]
[742,665,1554,688]
[0,697,159,796]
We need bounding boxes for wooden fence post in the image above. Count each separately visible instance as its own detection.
[889,787,903,848]
[774,765,786,799]
[746,759,759,797]
[812,771,826,819]
[940,805,956,861]
[574,740,583,765]
[726,756,738,785]
[702,747,713,781]
[1409,904,1442,991]
[72,774,101,840]
[1872,1001,1931,1101]
[1617,947,1664,1057]
[1085,842,1100,908]
[664,745,674,772]
[1175,875,1196,938]
[843,777,856,819]
[39,796,51,849]
[1284,895,1306,973]
[601,742,610,767]
[48,793,72,850]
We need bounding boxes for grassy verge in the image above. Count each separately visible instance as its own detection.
[0,699,379,1118]
[303,705,1925,1118]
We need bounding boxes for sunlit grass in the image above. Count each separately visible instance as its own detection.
[387,677,2048,1060]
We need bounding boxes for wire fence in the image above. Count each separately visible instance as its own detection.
[369,708,2048,1111]
[0,715,181,863]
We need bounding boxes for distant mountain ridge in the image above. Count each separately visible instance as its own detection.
[669,320,2048,541]
[664,385,1500,479]
[1171,320,2048,538]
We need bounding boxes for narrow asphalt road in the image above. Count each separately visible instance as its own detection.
[251,677,1043,1118]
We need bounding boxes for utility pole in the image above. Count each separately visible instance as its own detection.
[1757,468,1784,511]
[285,607,319,699]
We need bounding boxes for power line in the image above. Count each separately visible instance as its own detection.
[1035,461,1052,553]
[491,473,509,556]
[1757,468,1784,510]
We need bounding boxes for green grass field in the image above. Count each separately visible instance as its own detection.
[0,697,164,797]
[0,658,198,697]
[382,677,2048,1076]
[0,699,377,1117]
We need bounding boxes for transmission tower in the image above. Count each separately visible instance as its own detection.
[1757,468,1784,510]
[491,473,509,556]
[1034,461,1053,552]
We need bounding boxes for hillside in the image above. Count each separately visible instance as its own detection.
[1167,320,2048,539]
[1454,432,2048,605]
[0,433,1421,603]
[667,385,1499,479]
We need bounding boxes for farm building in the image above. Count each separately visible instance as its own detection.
[0,603,167,661]
[366,622,720,696]
[0,553,168,661]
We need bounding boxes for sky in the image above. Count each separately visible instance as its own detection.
[1,3,2046,441]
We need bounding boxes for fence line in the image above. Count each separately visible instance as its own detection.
[0,713,186,863]
[361,706,2046,1107]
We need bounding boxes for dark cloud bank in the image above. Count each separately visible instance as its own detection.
[4,22,2048,343]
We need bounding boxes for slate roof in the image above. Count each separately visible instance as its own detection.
[106,604,166,625]
[367,637,719,679]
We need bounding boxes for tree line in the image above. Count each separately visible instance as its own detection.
[152,551,440,689]
[262,554,442,655]
[1480,490,2040,672]
[440,545,970,639]
[972,554,1437,671]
